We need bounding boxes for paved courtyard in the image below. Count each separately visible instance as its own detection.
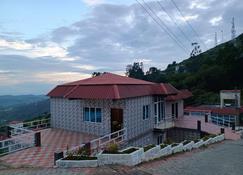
[0,139,243,175]
[0,128,97,167]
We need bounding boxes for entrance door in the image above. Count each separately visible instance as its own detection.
[111,108,123,133]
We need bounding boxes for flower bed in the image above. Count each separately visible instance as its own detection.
[143,145,160,161]
[183,141,194,151]
[158,144,172,157]
[97,147,144,166]
[193,139,204,148]
[171,143,183,154]
[202,136,213,146]
[56,157,98,168]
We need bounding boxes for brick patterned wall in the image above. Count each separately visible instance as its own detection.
[124,96,154,141]
[50,98,125,136]
[50,96,155,142]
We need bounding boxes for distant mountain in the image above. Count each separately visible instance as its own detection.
[0,95,48,108]
[0,95,50,125]
[164,33,243,104]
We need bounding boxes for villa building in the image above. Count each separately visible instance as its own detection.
[185,90,243,128]
[48,73,192,146]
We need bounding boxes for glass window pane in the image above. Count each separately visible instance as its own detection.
[90,108,95,122]
[146,105,149,118]
[96,108,102,122]
[84,108,90,121]
[143,106,145,120]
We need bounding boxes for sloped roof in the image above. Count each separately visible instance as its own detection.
[48,73,179,100]
[166,89,193,101]
[220,90,241,93]
[185,106,243,115]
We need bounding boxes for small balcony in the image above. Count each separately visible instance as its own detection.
[154,115,175,130]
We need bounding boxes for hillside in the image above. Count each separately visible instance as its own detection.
[164,33,243,104]
[0,95,50,125]
[126,33,243,105]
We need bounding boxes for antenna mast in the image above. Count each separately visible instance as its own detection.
[231,17,236,40]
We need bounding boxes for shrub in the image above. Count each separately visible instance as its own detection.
[77,146,89,157]
[104,143,119,154]
[160,144,168,149]
[164,138,173,145]
[171,143,179,147]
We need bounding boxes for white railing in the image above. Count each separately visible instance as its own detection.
[9,125,34,137]
[64,128,127,157]
[0,132,35,156]
[22,118,51,130]
[90,128,126,155]
[154,115,175,130]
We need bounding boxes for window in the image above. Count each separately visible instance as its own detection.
[83,107,102,123]
[143,105,150,120]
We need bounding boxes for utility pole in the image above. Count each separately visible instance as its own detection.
[231,17,236,40]
[221,30,224,43]
[215,32,218,46]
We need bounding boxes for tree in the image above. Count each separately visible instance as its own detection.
[92,72,102,77]
[126,62,145,80]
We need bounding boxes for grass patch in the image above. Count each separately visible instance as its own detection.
[160,144,168,149]
[143,144,155,152]
[63,156,97,160]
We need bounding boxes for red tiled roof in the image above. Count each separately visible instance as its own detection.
[64,73,154,85]
[185,106,243,115]
[220,90,241,93]
[211,108,242,115]
[48,73,179,99]
[166,89,193,101]
[184,106,212,113]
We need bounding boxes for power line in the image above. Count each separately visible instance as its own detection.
[157,1,192,45]
[135,0,190,54]
[169,0,208,50]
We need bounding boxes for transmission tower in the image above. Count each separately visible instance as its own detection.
[215,32,218,46]
[190,42,201,57]
[231,17,236,40]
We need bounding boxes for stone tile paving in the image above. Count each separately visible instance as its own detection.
[0,139,243,175]
[0,128,97,168]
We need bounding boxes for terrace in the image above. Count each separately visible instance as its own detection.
[0,128,97,167]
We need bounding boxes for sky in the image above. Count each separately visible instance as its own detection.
[0,0,243,95]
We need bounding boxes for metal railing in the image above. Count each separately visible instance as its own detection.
[22,118,51,130]
[90,128,126,155]
[64,128,127,157]
[0,132,35,156]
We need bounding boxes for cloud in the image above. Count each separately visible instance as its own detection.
[35,71,90,84]
[189,0,211,9]
[82,0,104,6]
[0,39,78,62]
[1,0,243,95]
[209,16,223,26]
